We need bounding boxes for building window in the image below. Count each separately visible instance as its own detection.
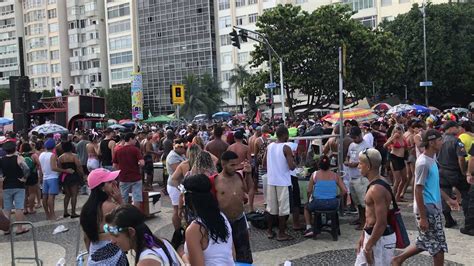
[0,44,16,55]
[26,23,44,36]
[218,16,232,29]
[26,50,48,61]
[221,52,232,65]
[236,0,246,7]
[222,71,232,82]
[49,36,59,46]
[236,15,245,26]
[218,0,230,10]
[111,67,133,81]
[219,34,231,46]
[23,0,43,9]
[24,10,45,23]
[107,3,130,19]
[85,2,96,12]
[51,63,60,73]
[109,36,132,51]
[108,20,131,34]
[50,50,59,60]
[110,51,133,65]
[28,64,49,75]
[48,23,58,32]
[26,37,46,49]
[295,0,307,3]
[48,0,56,4]
[248,0,258,4]
[343,0,374,11]
[358,16,377,28]
[248,13,258,24]
[381,0,391,6]
[47,9,57,19]
[238,52,249,63]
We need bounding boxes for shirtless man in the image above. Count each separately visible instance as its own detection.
[215,151,253,264]
[248,127,262,204]
[355,148,396,265]
[227,130,255,211]
[143,132,159,191]
[205,126,228,170]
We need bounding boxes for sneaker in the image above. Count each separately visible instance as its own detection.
[460,227,474,236]
[303,228,314,238]
[53,225,69,235]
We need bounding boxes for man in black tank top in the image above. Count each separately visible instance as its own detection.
[0,141,30,234]
[100,129,116,170]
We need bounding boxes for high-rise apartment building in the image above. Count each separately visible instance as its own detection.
[104,0,139,89]
[217,0,448,108]
[23,0,72,91]
[0,1,22,89]
[67,0,109,92]
[137,0,218,114]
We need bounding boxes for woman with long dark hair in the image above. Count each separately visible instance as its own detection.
[79,168,128,265]
[58,141,84,218]
[105,205,180,265]
[182,174,234,265]
[19,143,40,214]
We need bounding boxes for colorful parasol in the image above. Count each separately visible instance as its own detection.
[371,103,392,112]
[387,104,415,115]
[321,108,379,124]
[30,123,68,135]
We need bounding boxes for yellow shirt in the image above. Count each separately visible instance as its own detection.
[459,133,473,161]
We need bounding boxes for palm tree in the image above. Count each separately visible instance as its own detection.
[229,65,251,113]
[181,74,207,119]
[181,74,224,119]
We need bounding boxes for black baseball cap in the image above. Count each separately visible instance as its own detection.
[349,126,362,137]
[420,129,442,147]
[442,121,459,131]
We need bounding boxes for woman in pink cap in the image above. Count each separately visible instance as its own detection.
[79,168,128,265]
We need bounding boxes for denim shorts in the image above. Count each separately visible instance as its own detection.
[43,178,60,195]
[3,188,26,210]
[307,198,339,212]
[120,180,143,203]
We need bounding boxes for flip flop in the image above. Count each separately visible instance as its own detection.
[266,231,276,239]
[276,235,294,241]
[15,229,30,236]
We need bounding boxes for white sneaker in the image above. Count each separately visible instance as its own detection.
[53,225,69,235]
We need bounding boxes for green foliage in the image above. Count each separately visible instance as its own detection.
[181,73,224,119]
[0,89,10,106]
[41,90,55,98]
[104,86,132,119]
[251,4,403,114]
[382,3,474,107]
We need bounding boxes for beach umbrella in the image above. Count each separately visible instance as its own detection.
[450,107,470,115]
[428,106,440,113]
[0,117,13,126]
[387,104,415,115]
[144,115,172,123]
[107,119,117,125]
[212,111,232,119]
[371,103,392,112]
[30,123,68,135]
[108,124,126,130]
[412,105,430,114]
[321,108,379,124]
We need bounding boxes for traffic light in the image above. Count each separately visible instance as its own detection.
[170,84,185,105]
[230,29,240,49]
[266,88,273,106]
[240,29,248,42]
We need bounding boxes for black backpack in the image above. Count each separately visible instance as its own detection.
[246,210,267,230]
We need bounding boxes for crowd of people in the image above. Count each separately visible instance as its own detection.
[0,107,472,265]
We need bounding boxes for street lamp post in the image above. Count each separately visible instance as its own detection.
[422,1,429,106]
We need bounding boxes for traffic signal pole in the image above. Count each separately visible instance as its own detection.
[232,26,286,122]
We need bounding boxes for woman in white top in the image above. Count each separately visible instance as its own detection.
[183,174,235,266]
[105,204,180,266]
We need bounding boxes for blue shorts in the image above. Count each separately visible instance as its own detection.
[120,180,143,203]
[43,178,60,195]
[307,198,339,212]
[3,188,25,210]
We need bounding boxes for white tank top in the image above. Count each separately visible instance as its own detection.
[266,142,292,186]
[139,240,178,266]
[39,151,59,180]
[184,213,234,266]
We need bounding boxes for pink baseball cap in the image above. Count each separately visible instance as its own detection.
[88,168,120,189]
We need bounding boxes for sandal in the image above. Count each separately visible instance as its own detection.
[16,229,30,235]
[276,235,294,241]
[266,231,276,239]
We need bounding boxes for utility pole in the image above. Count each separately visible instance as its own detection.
[338,47,344,175]
[268,48,274,120]
[422,1,429,106]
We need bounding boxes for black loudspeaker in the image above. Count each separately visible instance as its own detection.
[30,92,42,110]
[9,76,31,113]
[13,113,28,132]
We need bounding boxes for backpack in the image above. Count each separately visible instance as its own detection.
[23,154,36,174]
[246,210,267,229]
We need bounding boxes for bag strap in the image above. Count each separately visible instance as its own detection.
[367,178,398,210]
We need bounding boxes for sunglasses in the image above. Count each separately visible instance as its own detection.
[103,224,126,236]
[362,148,372,170]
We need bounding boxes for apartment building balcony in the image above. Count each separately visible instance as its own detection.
[85,23,99,32]
[86,38,99,46]
[69,42,80,49]
[68,28,83,35]
[82,53,100,61]
[71,69,83,76]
